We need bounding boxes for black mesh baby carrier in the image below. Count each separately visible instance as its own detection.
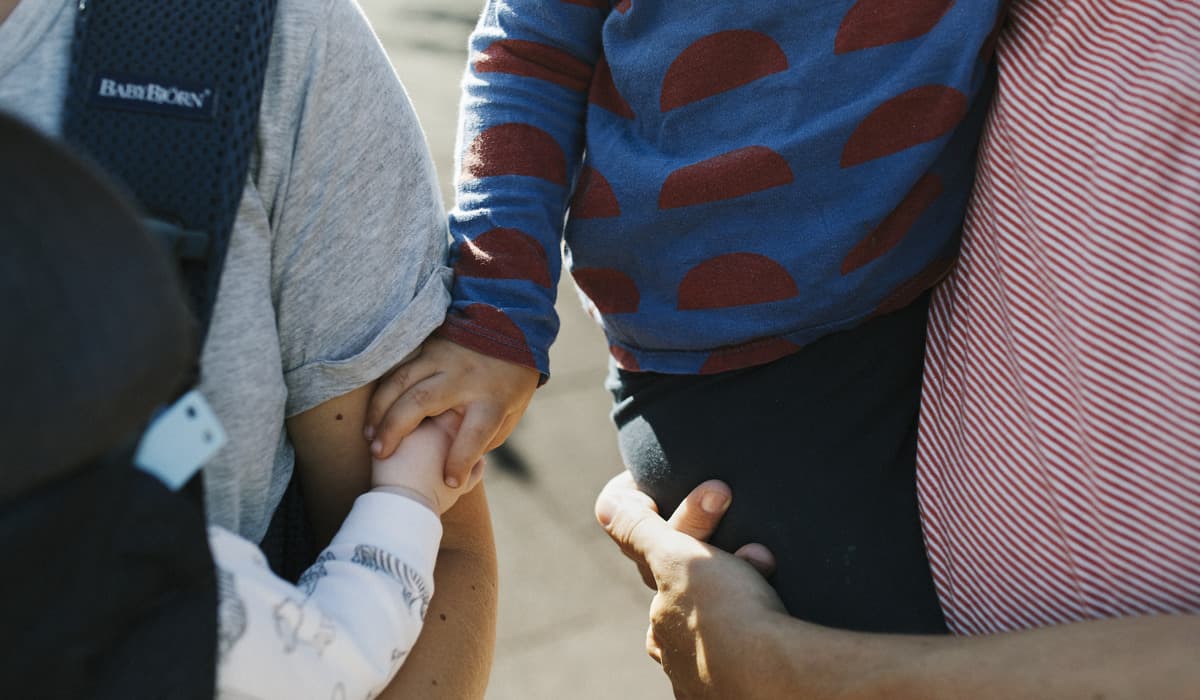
[0,0,278,695]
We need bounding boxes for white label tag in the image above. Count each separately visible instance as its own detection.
[134,390,227,490]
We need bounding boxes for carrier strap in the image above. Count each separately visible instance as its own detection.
[62,0,279,342]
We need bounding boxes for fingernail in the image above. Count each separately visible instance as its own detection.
[595,497,615,527]
[445,476,460,489]
[700,491,729,515]
[363,426,375,441]
[370,440,382,456]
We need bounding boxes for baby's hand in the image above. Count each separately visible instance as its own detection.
[371,411,484,515]
[365,337,539,489]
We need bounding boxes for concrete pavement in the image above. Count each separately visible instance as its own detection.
[357,2,674,697]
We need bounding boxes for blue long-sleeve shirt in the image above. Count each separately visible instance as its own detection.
[440,0,1004,376]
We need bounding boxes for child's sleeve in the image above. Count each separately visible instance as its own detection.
[438,0,609,378]
[212,493,442,700]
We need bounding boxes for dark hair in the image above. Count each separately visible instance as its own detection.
[0,112,197,499]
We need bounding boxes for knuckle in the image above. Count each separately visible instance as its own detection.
[386,365,411,388]
[409,387,433,406]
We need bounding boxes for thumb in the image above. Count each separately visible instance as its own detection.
[664,479,731,542]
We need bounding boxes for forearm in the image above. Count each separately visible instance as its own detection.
[379,485,498,699]
[446,0,605,375]
[766,613,1200,700]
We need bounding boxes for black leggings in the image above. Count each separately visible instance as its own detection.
[608,295,945,633]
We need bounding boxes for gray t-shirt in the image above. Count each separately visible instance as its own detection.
[0,0,453,541]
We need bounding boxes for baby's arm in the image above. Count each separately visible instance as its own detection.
[213,415,482,700]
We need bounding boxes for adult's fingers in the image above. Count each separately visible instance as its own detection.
[646,623,663,664]
[595,471,678,576]
[595,471,665,588]
[595,471,658,526]
[664,479,731,542]
[733,543,776,578]
[364,355,435,437]
[370,376,455,459]
[444,403,503,487]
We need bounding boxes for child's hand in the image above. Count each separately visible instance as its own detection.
[364,337,539,488]
[371,411,484,515]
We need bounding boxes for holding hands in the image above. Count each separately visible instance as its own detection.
[594,472,792,699]
[365,337,540,489]
[371,410,484,515]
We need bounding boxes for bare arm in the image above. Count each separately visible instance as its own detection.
[287,384,498,698]
[697,574,1200,700]
[596,472,1200,700]
[379,485,498,699]
[286,383,376,548]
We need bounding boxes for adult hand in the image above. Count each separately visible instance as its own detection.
[594,472,790,699]
[596,474,1200,700]
[364,337,539,487]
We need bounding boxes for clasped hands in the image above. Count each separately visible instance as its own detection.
[594,471,797,700]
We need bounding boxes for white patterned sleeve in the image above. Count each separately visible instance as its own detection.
[211,492,442,700]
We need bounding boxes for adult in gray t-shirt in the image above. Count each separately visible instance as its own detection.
[0,0,452,543]
[1,0,498,695]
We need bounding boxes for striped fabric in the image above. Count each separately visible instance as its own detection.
[917,0,1200,635]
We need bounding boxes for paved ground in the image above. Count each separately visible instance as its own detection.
[357,2,674,697]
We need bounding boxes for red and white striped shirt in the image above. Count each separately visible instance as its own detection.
[917,0,1200,635]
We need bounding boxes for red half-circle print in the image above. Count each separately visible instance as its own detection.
[463,123,567,185]
[441,304,536,368]
[659,146,793,209]
[614,0,631,13]
[841,85,968,168]
[700,337,802,374]
[610,345,640,371]
[589,53,635,119]
[474,40,592,92]
[677,253,798,310]
[455,228,552,288]
[834,0,956,54]
[872,257,956,317]
[570,167,621,219]
[573,267,640,313]
[840,174,944,275]
[661,31,788,112]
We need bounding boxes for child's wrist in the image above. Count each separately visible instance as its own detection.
[370,485,439,515]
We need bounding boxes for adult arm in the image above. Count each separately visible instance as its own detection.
[379,484,498,699]
[595,472,1200,700]
[289,387,498,698]
[287,382,377,547]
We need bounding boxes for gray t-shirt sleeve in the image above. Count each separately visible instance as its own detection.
[263,0,452,417]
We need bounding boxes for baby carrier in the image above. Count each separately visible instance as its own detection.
[0,0,276,696]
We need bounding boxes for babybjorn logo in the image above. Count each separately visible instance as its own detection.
[98,78,211,109]
[89,73,217,120]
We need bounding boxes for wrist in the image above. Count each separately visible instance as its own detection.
[371,485,439,515]
[764,619,937,700]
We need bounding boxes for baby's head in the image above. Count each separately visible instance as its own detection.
[0,112,196,495]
